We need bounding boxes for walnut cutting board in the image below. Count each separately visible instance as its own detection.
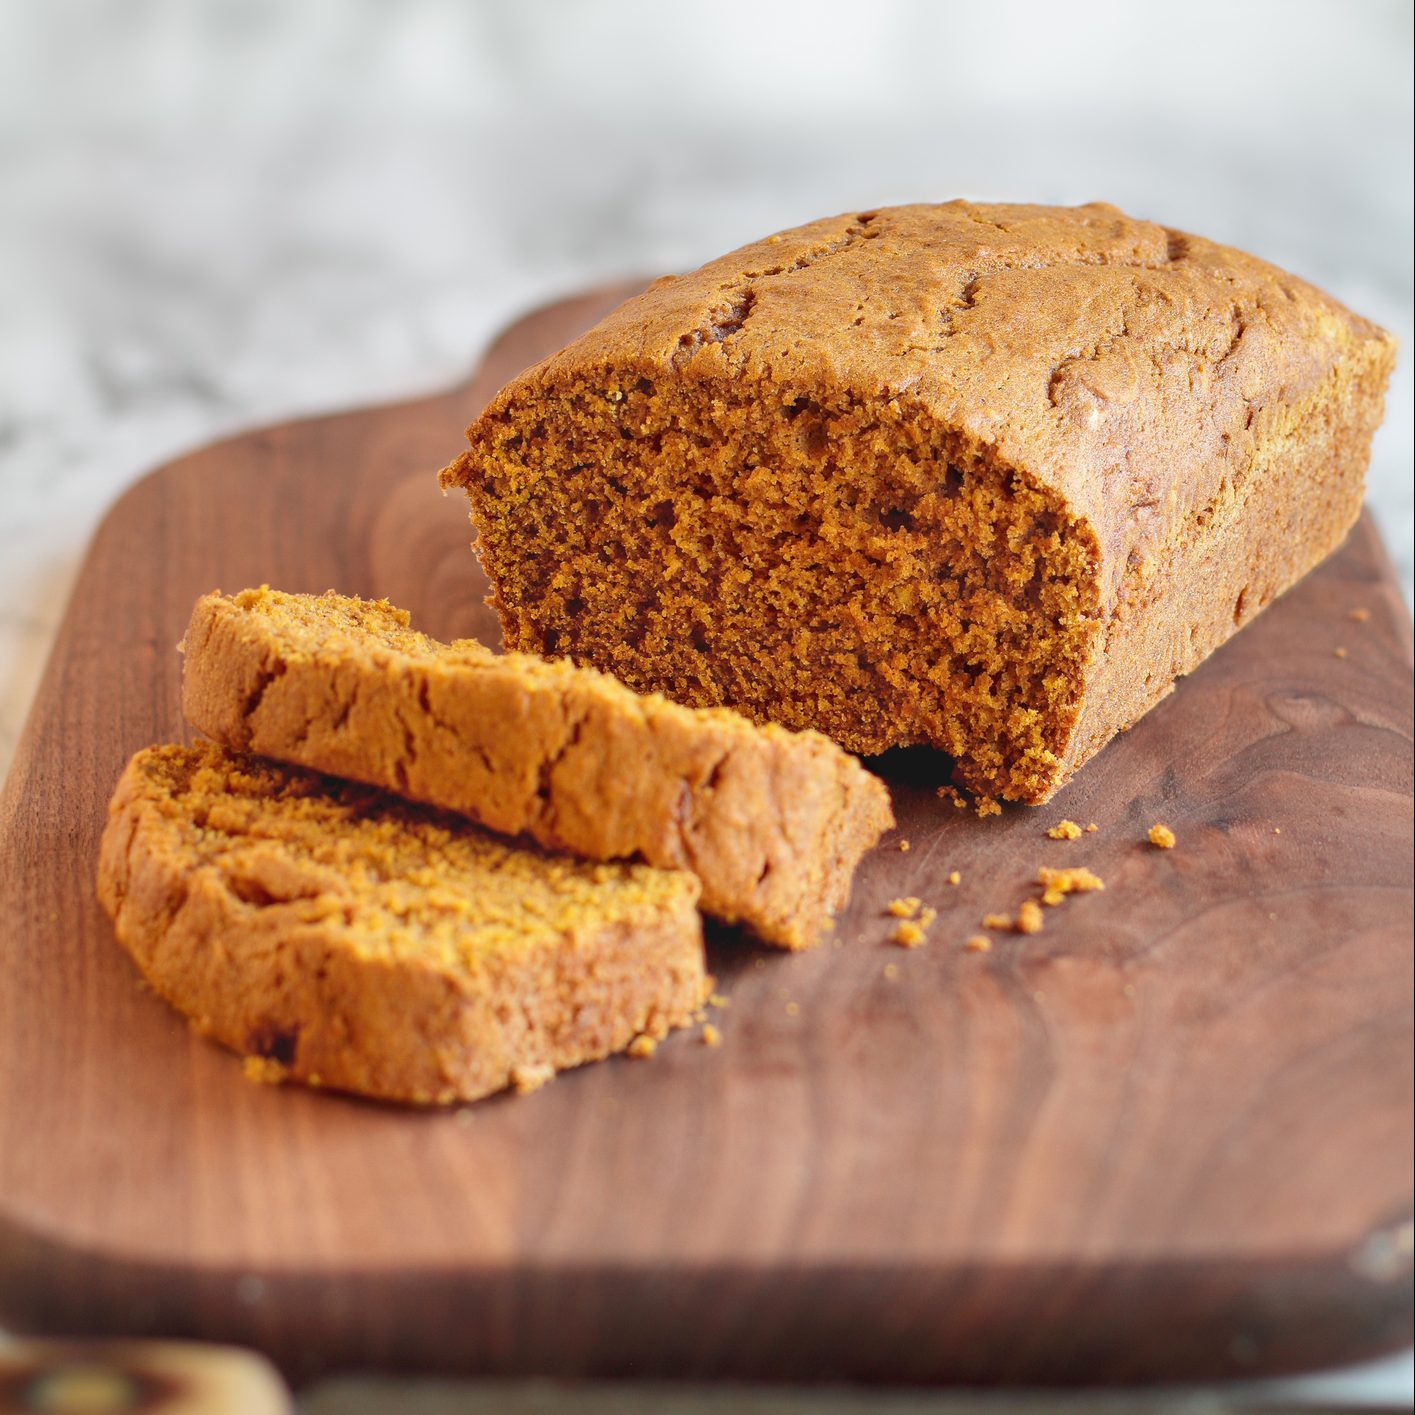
[1,285,1411,1387]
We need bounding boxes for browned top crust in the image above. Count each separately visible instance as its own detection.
[447,200,1394,600]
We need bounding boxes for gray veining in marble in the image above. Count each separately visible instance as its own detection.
[1,0,1410,1400]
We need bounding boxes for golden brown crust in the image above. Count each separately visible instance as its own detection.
[96,743,707,1104]
[181,588,893,949]
[442,200,1396,803]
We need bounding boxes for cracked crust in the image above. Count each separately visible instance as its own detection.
[441,200,1396,802]
[96,743,708,1104]
[181,588,894,949]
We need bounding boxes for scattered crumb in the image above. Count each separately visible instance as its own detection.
[948,870,961,885]
[918,907,937,927]
[898,839,911,852]
[626,1035,657,1059]
[1148,823,1177,850]
[976,795,1002,819]
[702,1023,722,1047]
[1046,820,1083,841]
[243,1056,288,1086]
[709,992,730,1008]
[981,912,1013,931]
[1085,823,1099,833]
[510,1062,555,1095]
[1273,827,1281,835]
[936,785,968,810]
[1333,646,1348,659]
[1016,900,1045,935]
[883,962,899,980]
[887,896,922,917]
[892,920,927,948]
[784,1001,800,1016]
[965,935,992,953]
[1037,865,1106,905]
[1349,607,1370,622]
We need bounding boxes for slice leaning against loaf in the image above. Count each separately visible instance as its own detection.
[181,587,894,950]
[97,743,707,1104]
[440,200,1396,804]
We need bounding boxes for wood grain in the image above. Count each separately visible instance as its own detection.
[0,285,1411,1387]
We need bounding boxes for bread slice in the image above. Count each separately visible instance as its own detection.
[181,587,893,949]
[97,743,706,1104]
[440,201,1396,804]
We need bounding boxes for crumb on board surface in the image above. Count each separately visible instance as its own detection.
[1334,646,1348,658]
[1046,819,1083,840]
[1038,864,1106,905]
[702,1023,722,1047]
[883,962,899,980]
[1148,823,1177,849]
[976,795,1002,818]
[626,1035,658,1059]
[510,1062,555,1095]
[948,870,961,885]
[887,896,922,917]
[892,920,927,948]
[965,934,992,952]
[1086,822,1098,833]
[898,839,911,852]
[981,912,1013,931]
[1016,900,1045,934]
[1349,606,1370,621]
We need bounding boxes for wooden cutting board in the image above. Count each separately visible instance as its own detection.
[1,286,1411,1388]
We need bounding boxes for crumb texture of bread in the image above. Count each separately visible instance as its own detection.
[182,587,893,949]
[96,742,707,1104]
[442,201,1396,804]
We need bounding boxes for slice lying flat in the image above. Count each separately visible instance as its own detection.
[97,743,707,1104]
[181,587,894,949]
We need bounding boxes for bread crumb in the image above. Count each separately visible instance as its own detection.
[709,992,730,1008]
[947,870,961,885]
[981,912,1013,930]
[702,1023,722,1047]
[1148,823,1177,850]
[898,839,911,852]
[1016,899,1045,934]
[1273,827,1281,836]
[887,896,922,917]
[627,1035,657,1059]
[936,786,968,810]
[1037,865,1105,900]
[883,962,899,980]
[785,1001,800,1016]
[918,907,937,927]
[510,1062,555,1095]
[243,1055,288,1086]
[1086,822,1099,833]
[976,796,1002,819]
[1333,646,1348,659]
[965,935,992,953]
[892,920,927,948]
[1046,820,1083,840]
[1349,607,1370,622]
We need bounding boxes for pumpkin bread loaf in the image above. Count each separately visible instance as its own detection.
[441,200,1396,803]
[97,743,707,1104]
[182,588,893,950]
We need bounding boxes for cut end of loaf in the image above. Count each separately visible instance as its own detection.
[448,374,1103,804]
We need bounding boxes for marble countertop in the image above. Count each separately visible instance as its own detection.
[2,1,1410,1403]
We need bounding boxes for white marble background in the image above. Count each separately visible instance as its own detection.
[1,0,1410,1403]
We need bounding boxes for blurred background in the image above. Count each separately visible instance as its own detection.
[0,0,1411,1401]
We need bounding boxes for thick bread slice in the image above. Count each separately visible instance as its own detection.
[97,743,707,1104]
[181,588,893,950]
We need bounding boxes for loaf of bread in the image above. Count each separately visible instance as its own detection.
[97,743,707,1103]
[181,587,892,949]
[441,201,1396,803]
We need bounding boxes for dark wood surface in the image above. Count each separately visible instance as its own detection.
[1,286,1411,1387]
